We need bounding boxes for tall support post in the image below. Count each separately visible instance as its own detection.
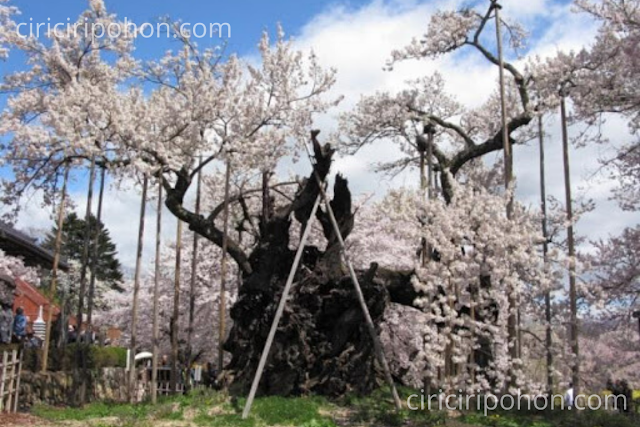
[186,157,203,384]
[494,0,519,379]
[417,132,428,267]
[128,175,148,402]
[218,157,231,371]
[422,124,436,389]
[170,218,183,394]
[538,115,553,394]
[151,183,163,404]
[426,124,435,201]
[419,143,427,192]
[242,194,323,419]
[560,95,579,395]
[87,165,106,327]
[417,124,435,267]
[41,166,70,372]
[494,2,513,210]
[77,155,97,332]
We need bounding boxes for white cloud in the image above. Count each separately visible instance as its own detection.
[288,0,635,249]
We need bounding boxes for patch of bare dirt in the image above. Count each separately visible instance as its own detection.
[0,412,53,427]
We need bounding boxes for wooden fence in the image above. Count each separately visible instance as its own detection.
[0,349,22,413]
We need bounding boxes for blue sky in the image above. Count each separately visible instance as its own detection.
[2,0,636,271]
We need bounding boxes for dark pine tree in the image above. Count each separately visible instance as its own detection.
[44,212,124,294]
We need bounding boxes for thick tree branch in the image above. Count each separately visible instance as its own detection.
[164,167,253,275]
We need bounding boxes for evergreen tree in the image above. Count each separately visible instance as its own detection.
[44,212,124,292]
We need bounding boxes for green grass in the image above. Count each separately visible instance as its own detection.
[31,387,448,426]
[33,401,152,421]
[250,395,336,426]
[31,388,639,427]
[33,390,338,426]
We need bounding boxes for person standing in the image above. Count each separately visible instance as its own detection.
[565,382,575,409]
[12,306,27,342]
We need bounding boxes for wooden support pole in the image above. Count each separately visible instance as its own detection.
[77,155,97,332]
[42,165,70,373]
[87,165,106,327]
[494,0,519,383]
[427,125,434,201]
[242,193,323,419]
[419,150,426,191]
[218,157,231,371]
[418,124,435,267]
[560,95,579,395]
[151,183,163,404]
[128,175,148,402]
[470,297,476,384]
[538,115,553,394]
[187,157,202,384]
[493,2,513,207]
[171,218,183,394]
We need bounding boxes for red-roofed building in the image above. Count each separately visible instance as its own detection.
[12,278,61,327]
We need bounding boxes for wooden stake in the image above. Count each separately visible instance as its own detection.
[42,165,70,373]
[560,96,579,395]
[128,175,148,402]
[87,165,106,327]
[538,114,553,394]
[218,157,231,371]
[77,155,97,332]
[242,193,323,419]
[151,183,163,404]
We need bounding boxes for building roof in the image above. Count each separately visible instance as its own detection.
[0,222,69,271]
[14,278,59,314]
